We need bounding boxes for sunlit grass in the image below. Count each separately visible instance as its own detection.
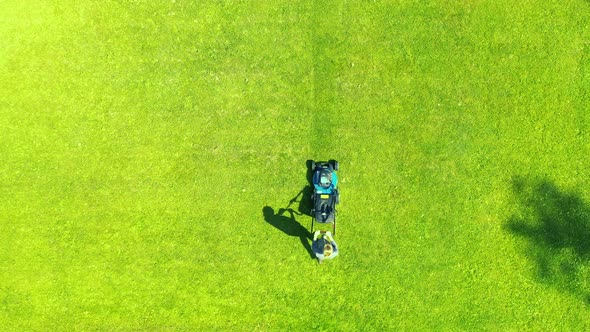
[1,0,590,330]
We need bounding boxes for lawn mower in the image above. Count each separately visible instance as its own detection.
[310,160,339,235]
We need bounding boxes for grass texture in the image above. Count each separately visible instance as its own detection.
[1,0,590,330]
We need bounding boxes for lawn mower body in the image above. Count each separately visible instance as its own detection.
[310,160,339,234]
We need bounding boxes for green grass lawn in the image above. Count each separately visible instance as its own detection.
[2,0,590,330]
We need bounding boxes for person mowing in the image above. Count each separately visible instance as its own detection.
[312,230,339,264]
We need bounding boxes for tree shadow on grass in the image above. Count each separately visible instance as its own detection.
[263,206,314,259]
[506,176,590,304]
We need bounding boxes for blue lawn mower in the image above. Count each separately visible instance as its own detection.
[310,160,340,235]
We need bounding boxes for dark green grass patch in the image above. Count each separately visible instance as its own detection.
[507,177,590,304]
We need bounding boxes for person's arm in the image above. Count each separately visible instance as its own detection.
[331,241,339,257]
[313,230,322,241]
[325,232,334,242]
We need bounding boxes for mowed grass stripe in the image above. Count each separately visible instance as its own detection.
[303,0,590,329]
[0,1,313,329]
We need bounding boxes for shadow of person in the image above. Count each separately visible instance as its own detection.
[263,206,314,258]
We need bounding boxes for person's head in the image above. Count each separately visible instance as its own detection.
[262,206,274,219]
[323,243,333,257]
